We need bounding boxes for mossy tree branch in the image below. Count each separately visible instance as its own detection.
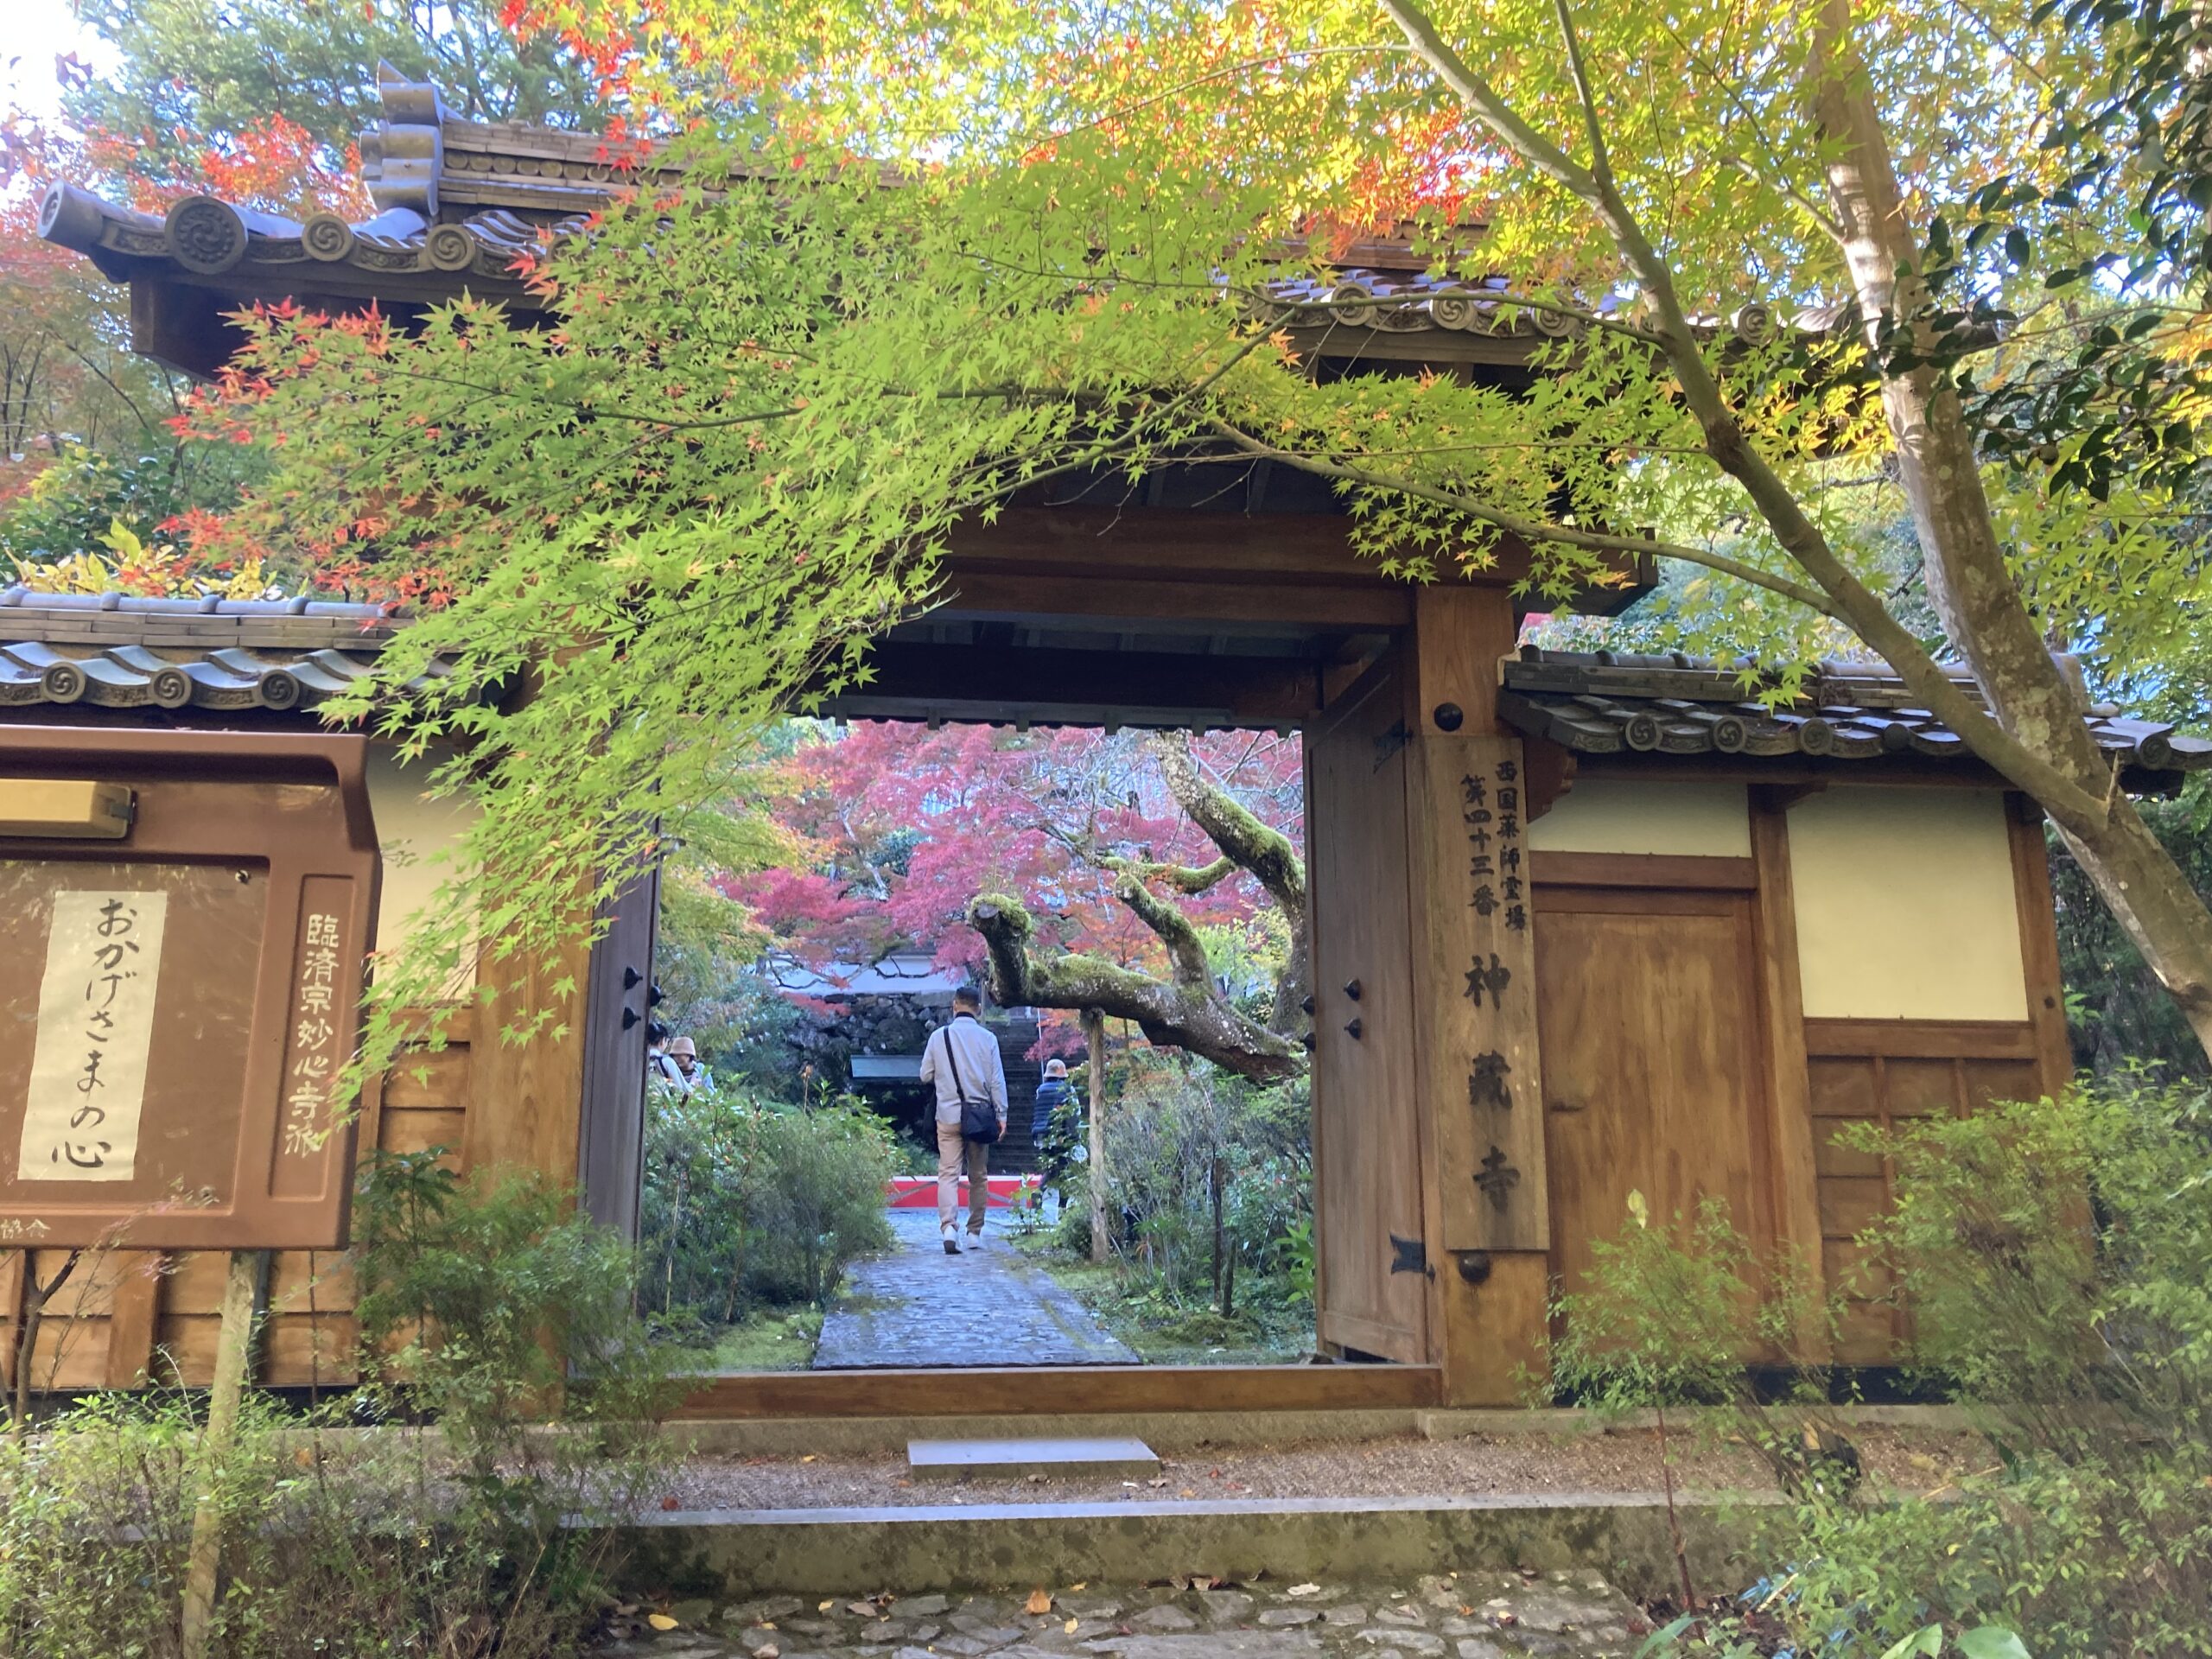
[967,893,1303,1080]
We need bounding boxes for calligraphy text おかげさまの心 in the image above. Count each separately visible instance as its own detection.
[19,891,169,1181]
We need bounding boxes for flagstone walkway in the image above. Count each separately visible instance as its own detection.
[811,1210,1137,1370]
[589,1571,1649,1656]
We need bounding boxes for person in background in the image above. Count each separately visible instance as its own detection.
[917,987,1008,1254]
[645,1024,678,1089]
[1031,1057,1080,1211]
[654,1035,711,1101]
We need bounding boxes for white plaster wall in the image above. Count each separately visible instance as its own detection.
[365,747,479,968]
[1527,779,1752,857]
[1789,786,2027,1020]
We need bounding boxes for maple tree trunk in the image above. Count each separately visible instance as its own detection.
[1811,3,2212,1063]
[967,893,1304,1078]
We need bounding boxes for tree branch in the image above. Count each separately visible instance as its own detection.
[967,893,1301,1079]
[1377,0,2113,829]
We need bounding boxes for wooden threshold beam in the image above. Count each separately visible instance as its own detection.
[671,1364,1442,1420]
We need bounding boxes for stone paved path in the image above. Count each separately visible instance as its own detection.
[811,1210,1137,1370]
[590,1572,1648,1657]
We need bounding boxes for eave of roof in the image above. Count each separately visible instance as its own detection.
[0,587,436,715]
[1499,646,2212,784]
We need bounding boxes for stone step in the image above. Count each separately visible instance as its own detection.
[906,1434,1160,1481]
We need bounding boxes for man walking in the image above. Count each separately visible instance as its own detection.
[918,986,1008,1254]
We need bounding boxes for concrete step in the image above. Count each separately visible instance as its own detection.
[907,1434,1160,1481]
[615,1491,1754,1602]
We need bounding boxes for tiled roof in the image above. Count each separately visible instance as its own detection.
[1498,647,2212,778]
[38,66,1833,359]
[1255,271,1850,343]
[0,588,432,714]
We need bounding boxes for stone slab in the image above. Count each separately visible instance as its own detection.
[616,1491,1770,1605]
[909,1436,1161,1481]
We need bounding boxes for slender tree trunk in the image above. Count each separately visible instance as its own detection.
[8,1250,80,1434]
[1811,1,2212,1061]
[1086,1010,1109,1266]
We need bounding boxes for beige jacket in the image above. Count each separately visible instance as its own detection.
[918,1014,1008,1128]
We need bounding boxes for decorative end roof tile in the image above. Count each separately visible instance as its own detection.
[1498,646,2210,781]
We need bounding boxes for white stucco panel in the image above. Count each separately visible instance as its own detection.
[1789,787,2027,1021]
[1527,779,1752,856]
[365,747,480,976]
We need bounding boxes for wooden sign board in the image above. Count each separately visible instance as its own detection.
[1413,734,1549,1253]
[0,728,378,1250]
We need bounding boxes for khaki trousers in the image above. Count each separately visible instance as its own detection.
[936,1122,990,1235]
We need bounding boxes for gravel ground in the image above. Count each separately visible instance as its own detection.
[651,1425,1982,1511]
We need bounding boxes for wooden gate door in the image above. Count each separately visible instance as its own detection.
[1532,883,1779,1308]
[1305,660,1427,1362]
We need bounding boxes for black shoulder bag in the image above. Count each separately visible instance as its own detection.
[942,1028,1001,1146]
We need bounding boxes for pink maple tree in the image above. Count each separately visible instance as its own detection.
[723,720,1309,1073]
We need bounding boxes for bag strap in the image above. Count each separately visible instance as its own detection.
[941,1024,969,1103]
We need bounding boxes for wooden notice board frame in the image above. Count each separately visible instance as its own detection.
[0,728,378,1250]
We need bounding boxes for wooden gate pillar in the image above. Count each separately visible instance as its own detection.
[1404,587,1551,1405]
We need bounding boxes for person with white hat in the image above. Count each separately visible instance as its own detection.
[651,1034,712,1101]
[1031,1056,1080,1209]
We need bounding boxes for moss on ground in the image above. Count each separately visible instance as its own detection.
[1017,1236,1313,1366]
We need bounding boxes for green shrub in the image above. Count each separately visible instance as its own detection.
[1091,1069,1310,1322]
[638,1087,895,1325]
[1573,1081,2209,1656]
[0,1157,683,1658]
[353,1149,679,1458]
[1782,1080,2212,1655]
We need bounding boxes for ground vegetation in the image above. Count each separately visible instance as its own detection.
[0,1153,682,1657]
[1552,1079,2211,1656]
[1028,1058,1315,1363]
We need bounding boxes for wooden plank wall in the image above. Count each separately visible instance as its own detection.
[0,1009,476,1395]
[1803,1020,2045,1363]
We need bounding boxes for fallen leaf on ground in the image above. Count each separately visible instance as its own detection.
[800,1454,817,1463]
[1026,1588,1054,1614]
[645,1613,678,1631]
[659,1495,680,1510]
[1065,1618,1080,1634]
[751,1646,779,1659]
[817,1599,834,1611]
[1179,1488,1197,1498]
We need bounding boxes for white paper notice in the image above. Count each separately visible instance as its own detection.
[17,890,168,1182]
